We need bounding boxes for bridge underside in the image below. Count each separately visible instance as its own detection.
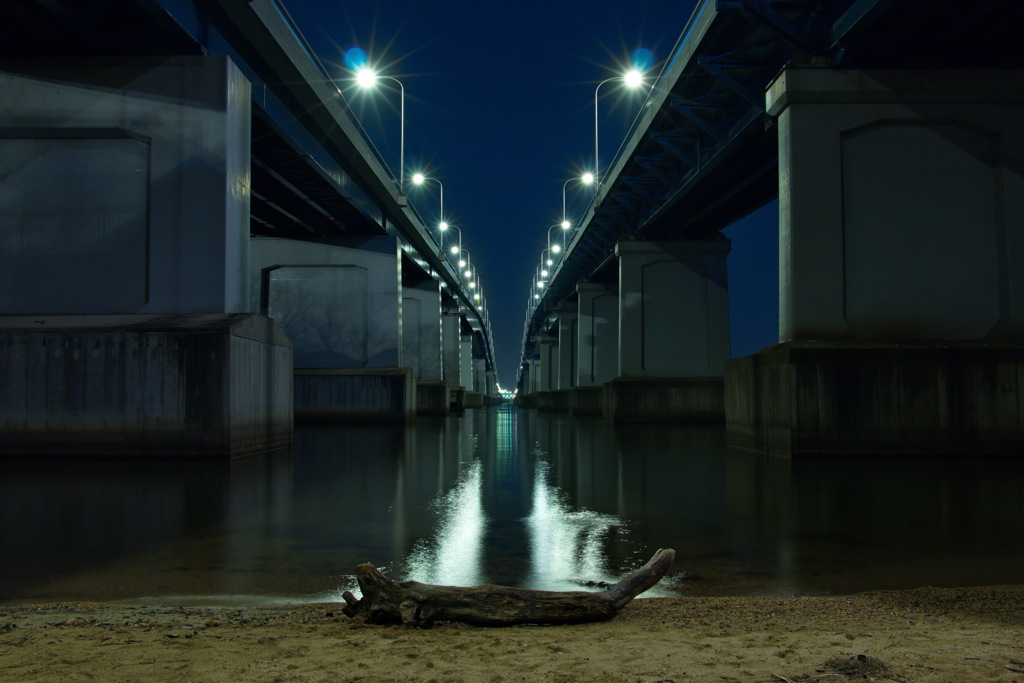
[520,1,1024,457]
[0,1,500,456]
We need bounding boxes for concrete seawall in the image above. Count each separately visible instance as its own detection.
[0,314,292,458]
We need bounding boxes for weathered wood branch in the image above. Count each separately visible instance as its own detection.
[341,548,675,626]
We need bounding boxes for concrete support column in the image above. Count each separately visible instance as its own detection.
[616,239,731,377]
[251,236,402,368]
[473,359,486,393]
[404,280,447,415]
[537,335,568,411]
[527,358,541,395]
[604,239,730,420]
[442,308,462,388]
[402,280,442,381]
[572,281,617,415]
[556,307,578,391]
[0,56,250,315]
[538,337,559,392]
[727,68,1024,457]
[769,69,1024,342]
[251,236,414,421]
[0,57,292,457]
[459,334,473,391]
[576,282,619,387]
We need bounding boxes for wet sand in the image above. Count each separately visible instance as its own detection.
[2,585,1024,682]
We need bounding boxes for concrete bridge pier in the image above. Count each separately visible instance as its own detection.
[251,235,415,422]
[571,281,618,415]
[403,279,448,415]
[535,335,561,410]
[441,304,464,411]
[465,357,486,407]
[556,305,578,402]
[536,306,577,411]
[515,357,541,407]
[727,68,1024,457]
[0,56,291,457]
[604,239,732,420]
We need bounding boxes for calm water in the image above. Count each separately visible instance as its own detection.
[2,404,1023,605]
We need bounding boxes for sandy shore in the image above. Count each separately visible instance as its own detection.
[2,585,1023,682]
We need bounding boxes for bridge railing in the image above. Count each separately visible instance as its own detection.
[268,0,400,197]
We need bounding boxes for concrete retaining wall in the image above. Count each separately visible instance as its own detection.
[603,377,724,421]
[294,367,415,421]
[416,381,450,415]
[569,386,603,415]
[726,341,1024,457]
[536,390,570,412]
[0,314,292,457]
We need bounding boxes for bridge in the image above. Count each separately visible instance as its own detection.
[516,0,1024,456]
[0,0,500,457]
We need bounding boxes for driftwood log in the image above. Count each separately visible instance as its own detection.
[341,548,675,626]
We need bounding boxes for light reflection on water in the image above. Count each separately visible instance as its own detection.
[525,459,624,592]
[1,404,1023,605]
[405,460,486,587]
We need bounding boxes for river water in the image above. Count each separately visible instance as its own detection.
[2,403,1023,605]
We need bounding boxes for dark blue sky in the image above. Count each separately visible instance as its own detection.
[290,0,779,388]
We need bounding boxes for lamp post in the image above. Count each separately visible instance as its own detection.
[442,224,462,262]
[594,68,644,187]
[562,173,596,228]
[541,248,554,268]
[411,172,445,250]
[547,223,569,256]
[355,67,405,195]
[458,249,473,283]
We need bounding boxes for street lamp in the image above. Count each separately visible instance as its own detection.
[594,67,645,187]
[354,66,405,194]
[548,223,569,255]
[458,249,473,281]
[411,172,446,250]
[439,223,461,261]
[562,173,596,228]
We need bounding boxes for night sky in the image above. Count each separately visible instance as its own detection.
[289,0,779,388]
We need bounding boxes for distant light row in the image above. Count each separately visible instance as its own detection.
[349,63,486,305]
[531,65,651,301]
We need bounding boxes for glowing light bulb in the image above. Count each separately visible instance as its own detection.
[450,245,459,254]
[412,173,426,185]
[624,68,643,88]
[551,244,561,254]
[581,172,595,184]
[355,67,378,89]
[561,220,571,229]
